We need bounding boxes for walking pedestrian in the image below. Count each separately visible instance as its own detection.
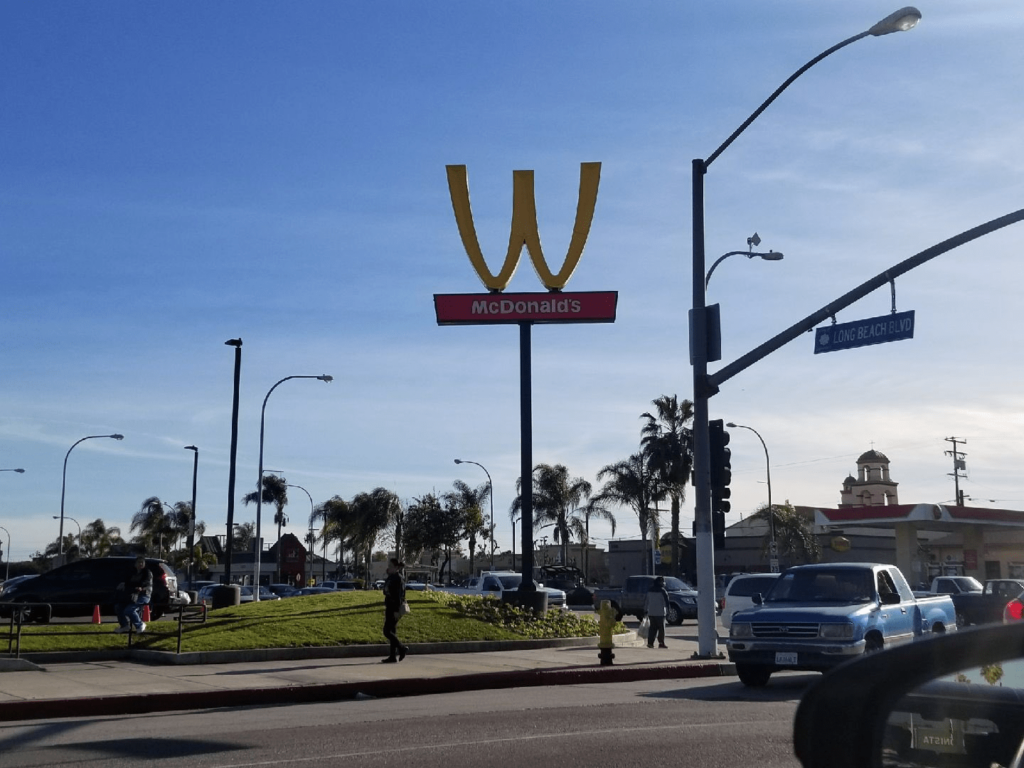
[644,576,670,649]
[381,557,409,663]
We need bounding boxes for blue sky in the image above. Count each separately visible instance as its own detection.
[2,2,1023,565]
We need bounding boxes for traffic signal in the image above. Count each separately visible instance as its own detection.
[709,418,732,515]
[712,509,725,550]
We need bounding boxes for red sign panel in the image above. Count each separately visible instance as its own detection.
[434,291,617,325]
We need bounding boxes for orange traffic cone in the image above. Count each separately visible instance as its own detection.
[142,604,151,623]
[92,605,101,625]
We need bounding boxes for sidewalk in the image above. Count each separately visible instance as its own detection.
[0,631,734,722]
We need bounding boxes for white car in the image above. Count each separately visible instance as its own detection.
[720,572,781,629]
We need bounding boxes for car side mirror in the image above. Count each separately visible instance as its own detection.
[752,594,763,606]
[794,623,1024,768]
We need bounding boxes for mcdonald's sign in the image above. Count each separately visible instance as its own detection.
[434,163,617,325]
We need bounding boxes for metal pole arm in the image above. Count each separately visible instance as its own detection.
[709,209,1024,391]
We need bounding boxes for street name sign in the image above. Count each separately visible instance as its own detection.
[814,310,915,354]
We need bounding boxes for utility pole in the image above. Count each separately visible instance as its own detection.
[945,437,968,505]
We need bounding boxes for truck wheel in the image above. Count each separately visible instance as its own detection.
[635,611,646,622]
[864,634,884,654]
[736,664,772,687]
[666,604,683,625]
[611,604,624,622]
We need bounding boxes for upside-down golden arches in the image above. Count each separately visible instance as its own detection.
[445,162,601,292]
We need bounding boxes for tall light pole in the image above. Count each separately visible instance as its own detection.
[184,445,199,585]
[0,525,10,582]
[454,458,494,570]
[253,374,332,600]
[59,434,123,565]
[1,468,22,582]
[689,7,921,657]
[53,514,81,555]
[224,338,243,583]
[727,422,777,572]
[286,483,314,586]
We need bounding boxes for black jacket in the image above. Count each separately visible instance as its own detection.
[383,572,405,612]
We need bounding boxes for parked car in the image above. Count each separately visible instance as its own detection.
[293,586,339,597]
[591,575,698,624]
[318,580,357,591]
[539,564,594,607]
[0,557,184,622]
[267,583,300,597]
[728,563,956,687]
[720,572,781,629]
[923,575,1024,627]
[0,574,38,595]
[239,586,280,602]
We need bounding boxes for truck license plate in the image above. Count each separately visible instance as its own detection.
[775,652,797,665]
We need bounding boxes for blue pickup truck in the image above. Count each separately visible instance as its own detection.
[727,563,957,687]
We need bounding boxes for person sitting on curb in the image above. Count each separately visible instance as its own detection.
[115,556,153,634]
[644,576,671,649]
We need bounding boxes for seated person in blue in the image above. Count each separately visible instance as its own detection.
[115,556,153,634]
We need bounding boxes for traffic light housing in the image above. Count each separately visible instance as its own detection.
[709,418,732,514]
[712,509,725,550]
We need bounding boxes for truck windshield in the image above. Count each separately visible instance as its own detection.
[767,569,874,604]
[497,576,522,589]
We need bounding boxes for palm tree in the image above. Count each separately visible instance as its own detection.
[750,501,821,567]
[572,500,617,583]
[512,464,592,567]
[443,479,490,576]
[232,521,255,553]
[243,474,289,581]
[130,497,177,557]
[348,488,401,580]
[594,453,666,574]
[641,395,694,578]
[317,496,352,577]
[79,519,123,558]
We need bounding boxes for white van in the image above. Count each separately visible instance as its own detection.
[721,572,782,629]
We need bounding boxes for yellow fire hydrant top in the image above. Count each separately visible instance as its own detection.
[597,599,616,649]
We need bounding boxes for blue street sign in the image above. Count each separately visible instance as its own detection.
[814,310,915,354]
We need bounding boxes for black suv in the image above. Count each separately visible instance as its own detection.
[0,557,184,622]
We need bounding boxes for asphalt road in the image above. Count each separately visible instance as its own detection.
[0,671,817,768]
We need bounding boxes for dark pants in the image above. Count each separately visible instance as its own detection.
[383,610,406,659]
[647,615,666,647]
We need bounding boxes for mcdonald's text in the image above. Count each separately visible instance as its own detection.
[434,291,617,325]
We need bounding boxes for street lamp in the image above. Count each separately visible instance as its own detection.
[0,525,10,582]
[59,434,124,564]
[705,234,784,290]
[286,483,314,586]
[254,374,333,600]
[454,458,495,569]
[224,338,243,584]
[184,445,199,585]
[53,514,81,555]
[727,422,777,572]
[689,8,920,657]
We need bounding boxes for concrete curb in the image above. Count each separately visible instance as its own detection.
[0,661,736,722]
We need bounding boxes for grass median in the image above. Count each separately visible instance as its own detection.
[5,591,611,654]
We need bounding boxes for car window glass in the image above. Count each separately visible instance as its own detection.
[882,658,1024,767]
[729,576,777,598]
[663,577,693,591]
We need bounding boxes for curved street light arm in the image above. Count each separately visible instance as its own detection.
[254,375,332,600]
[455,458,496,568]
[59,434,123,561]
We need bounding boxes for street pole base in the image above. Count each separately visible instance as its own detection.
[598,647,615,666]
[690,652,726,661]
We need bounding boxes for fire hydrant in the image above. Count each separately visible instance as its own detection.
[597,599,616,666]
